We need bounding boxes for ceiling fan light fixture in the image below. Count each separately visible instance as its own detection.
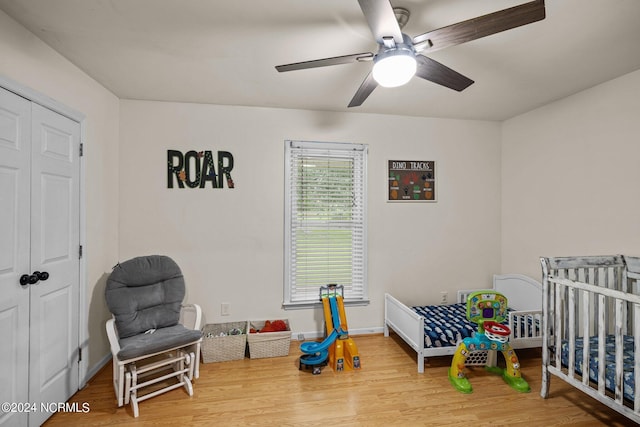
[372,49,417,88]
[275,0,545,107]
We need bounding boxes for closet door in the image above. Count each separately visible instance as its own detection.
[0,87,31,427]
[0,87,80,427]
[28,103,80,426]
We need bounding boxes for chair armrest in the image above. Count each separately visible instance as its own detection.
[105,317,122,356]
[180,304,203,330]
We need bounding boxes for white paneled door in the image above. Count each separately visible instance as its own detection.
[0,87,80,427]
[0,86,31,427]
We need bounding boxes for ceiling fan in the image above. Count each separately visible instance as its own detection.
[275,0,545,107]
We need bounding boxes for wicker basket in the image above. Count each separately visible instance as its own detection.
[201,321,248,363]
[247,319,291,359]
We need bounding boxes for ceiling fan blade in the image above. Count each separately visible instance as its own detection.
[413,0,545,54]
[415,55,474,92]
[357,0,404,45]
[276,52,374,72]
[348,71,378,107]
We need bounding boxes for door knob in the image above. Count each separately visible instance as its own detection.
[20,274,39,285]
[34,271,49,281]
[19,271,49,286]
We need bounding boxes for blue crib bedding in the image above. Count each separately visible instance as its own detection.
[560,335,636,401]
[412,303,477,348]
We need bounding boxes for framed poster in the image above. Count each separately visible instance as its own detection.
[388,160,436,202]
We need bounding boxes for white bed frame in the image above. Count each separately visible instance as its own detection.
[384,274,543,373]
[540,255,640,424]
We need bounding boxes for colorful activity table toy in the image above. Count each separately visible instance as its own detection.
[299,284,361,374]
[449,290,530,393]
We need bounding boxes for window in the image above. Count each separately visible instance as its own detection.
[284,140,368,308]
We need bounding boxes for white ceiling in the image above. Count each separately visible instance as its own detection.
[2,0,640,121]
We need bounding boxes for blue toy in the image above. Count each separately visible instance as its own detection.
[299,285,360,375]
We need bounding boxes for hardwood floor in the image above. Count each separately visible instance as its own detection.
[44,334,632,426]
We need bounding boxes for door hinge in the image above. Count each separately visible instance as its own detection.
[78,347,82,363]
[79,142,84,157]
[79,245,83,259]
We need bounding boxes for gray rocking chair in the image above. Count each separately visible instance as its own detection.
[105,255,203,417]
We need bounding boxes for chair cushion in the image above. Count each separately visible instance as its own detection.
[105,255,186,339]
[117,324,202,360]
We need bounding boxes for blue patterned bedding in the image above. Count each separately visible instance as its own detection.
[560,335,636,401]
[412,303,540,349]
[412,303,478,348]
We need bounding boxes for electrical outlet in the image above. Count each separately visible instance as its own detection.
[440,291,448,304]
[221,302,230,316]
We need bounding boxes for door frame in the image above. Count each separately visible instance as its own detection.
[0,74,89,387]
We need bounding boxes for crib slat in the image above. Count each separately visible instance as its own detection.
[635,304,640,413]
[615,265,622,290]
[554,284,563,370]
[593,268,607,332]
[622,266,630,336]
[582,289,590,387]
[597,294,606,396]
[614,298,624,403]
[568,288,576,379]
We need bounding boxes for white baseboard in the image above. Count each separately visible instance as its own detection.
[80,353,111,388]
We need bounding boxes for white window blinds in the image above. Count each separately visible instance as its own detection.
[284,140,368,307]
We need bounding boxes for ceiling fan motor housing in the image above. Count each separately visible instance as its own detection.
[373,33,417,87]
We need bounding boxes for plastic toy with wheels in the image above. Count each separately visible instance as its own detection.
[448,290,530,394]
[299,284,361,375]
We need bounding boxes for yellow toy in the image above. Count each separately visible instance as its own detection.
[299,284,360,374]
[449,290,530,393]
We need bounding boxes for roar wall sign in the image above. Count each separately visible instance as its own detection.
[167,150,235,189]
[388,160,436,202]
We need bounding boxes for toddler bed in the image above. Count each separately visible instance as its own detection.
[540,255,640,424]
[384,274,543,373]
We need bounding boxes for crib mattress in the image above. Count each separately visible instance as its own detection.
[560,335,636,401]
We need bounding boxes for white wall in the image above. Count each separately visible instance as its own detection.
[501,69,640,280]
[4,0,640,383]
[119,100,502,334]
[0,10,120,374]
[7,0,639,370]
[0,5,502,372]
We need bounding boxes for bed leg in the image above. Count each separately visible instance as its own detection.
[383,323,389,337]
[418,353,424,373]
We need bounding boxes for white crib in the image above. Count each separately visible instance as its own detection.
[540,255,640,424]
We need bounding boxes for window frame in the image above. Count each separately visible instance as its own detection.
[283,140,368,309]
